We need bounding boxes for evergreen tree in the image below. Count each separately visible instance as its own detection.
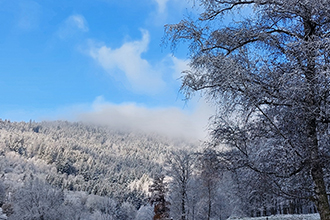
[149,175,171,220]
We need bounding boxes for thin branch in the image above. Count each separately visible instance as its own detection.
[255,104,302,158]
[201,1,256,21]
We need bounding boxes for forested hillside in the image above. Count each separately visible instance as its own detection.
[0,119,196,219]
[0,120,320,220]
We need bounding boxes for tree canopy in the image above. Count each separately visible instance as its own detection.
[165,1,330,219]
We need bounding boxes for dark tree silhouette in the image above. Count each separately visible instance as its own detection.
[149,175,171,220]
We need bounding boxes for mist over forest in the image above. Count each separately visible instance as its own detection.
[2,0,330,219]
[0,119,191,219]
[0,119,320,220]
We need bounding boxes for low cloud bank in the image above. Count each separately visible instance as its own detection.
[77,97,214,141]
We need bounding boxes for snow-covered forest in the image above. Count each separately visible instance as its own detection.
[0,119,183,219]
[163,0,330,219]
[2,0,330,219]
[0,119,321,219]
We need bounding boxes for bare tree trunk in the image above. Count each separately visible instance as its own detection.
[181,188,186,220]
[304,14,330,217]
[310,134,330,220]
[311,163,330,220]
[207,184,211,220]
[308,118,330,220]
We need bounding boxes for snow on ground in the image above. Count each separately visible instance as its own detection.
[228,213,320,220]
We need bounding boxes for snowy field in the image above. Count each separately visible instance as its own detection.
[228,214,320,220]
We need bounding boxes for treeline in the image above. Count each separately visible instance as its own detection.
[0,120,319,219]
[0,120,175,199]
[158,149,317,220]
[0,119,193,219]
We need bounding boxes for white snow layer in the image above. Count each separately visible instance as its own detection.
[228,213,319,220]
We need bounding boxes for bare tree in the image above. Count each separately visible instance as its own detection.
[9,178,64,220]
[165,1,330,219]
[166,150,195,220]
[198,149,222,220]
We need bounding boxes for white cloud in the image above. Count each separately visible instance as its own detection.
[170,56,190,79]
[5,94,214,141]
[76,96,214,141]
[149,0,198,25]
[89,30,166,94]
[17,0,41,30]
[69,15,89,32]
[155,0,170,14]
[58,14,89,39]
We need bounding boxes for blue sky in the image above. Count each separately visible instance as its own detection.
[0,0,213,139]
